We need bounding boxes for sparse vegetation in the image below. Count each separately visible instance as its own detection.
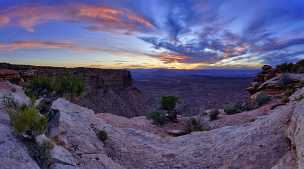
[255,92,271,107]
[25,139,53,169]
[161,96,178,122]
[161,96,178,111]
[26,73,85,99]
[224,102,245,115]
[207,109,220,121]
[280,73,293,88]
[281,95,290,103]
[276,59,304,73]
[97,130,109,142]
[295,94,304,101]
[185,118,204,133]
[9,105,47,137]
[147,96,179,125]
[285,87,296,97]
[147,111,167,126]
[4,96,47,137]
[3,96,52,169]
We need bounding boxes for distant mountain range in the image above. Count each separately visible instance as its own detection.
[130,68,260,79]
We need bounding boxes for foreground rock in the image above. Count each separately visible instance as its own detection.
[49,95,303,169]
[0,82,40,169]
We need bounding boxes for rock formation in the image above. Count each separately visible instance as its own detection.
[0,63,148,117]
[0,82,40,169]
[1,63,304,169]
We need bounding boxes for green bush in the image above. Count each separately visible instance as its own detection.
[26,73,85,99]
[185,118,203,133]
[97,130,108,142]
[161,96,178,111]
[147,111,167,126]
[256,92,271,107]
[224,102,243,115]
[8,104,47,137]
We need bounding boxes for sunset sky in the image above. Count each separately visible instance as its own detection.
[0,0,304,69]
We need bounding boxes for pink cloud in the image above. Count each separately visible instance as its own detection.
[0,16,10,26]
[0,4,155,33]
[0,40,101,52]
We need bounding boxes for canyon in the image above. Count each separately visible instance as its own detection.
[1,63,304,169]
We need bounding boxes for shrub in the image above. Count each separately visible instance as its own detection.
[52,74,85,98]
[281,95,290,103]
[161,96,178,111]
[26,73,85,99]
[292,59,304,73]
[276,63,294,73]
[26,76,53,97]
[185,118,203,133]
[285,87,296,97]
[207,109,220,121]
[97,130,108,142]
[25,139,53,169]
[7,104,47,137]
[280,73,293,88]
[224,102,243,115]
[147,111,167,126]
[296,95,304,101]
[255,92,271,107]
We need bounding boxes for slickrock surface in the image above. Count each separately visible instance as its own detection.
[0,82,39,169]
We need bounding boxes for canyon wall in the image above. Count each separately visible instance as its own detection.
[0,63,148,117]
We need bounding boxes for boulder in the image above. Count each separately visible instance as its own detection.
[262,65,273,74]
[50,145,77,168]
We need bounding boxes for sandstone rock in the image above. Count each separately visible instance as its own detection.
[287,99,304,169]
[0,82,30,107]
[0,69,20,82]
[0,82,40,169]
[51,145,77,167]
[49,97,298,169]
[166,129,187,136]
[262,65,273,74]
[51,98,126,169]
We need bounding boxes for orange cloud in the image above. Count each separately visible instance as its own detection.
[0,4,155,33]
[158,52,189,64]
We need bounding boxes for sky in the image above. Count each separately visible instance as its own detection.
[0,0,304,69]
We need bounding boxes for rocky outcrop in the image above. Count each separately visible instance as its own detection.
[0,82,40,169]
[0,62,148,117]
[46,96,295,169]
[50,98,125,169]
